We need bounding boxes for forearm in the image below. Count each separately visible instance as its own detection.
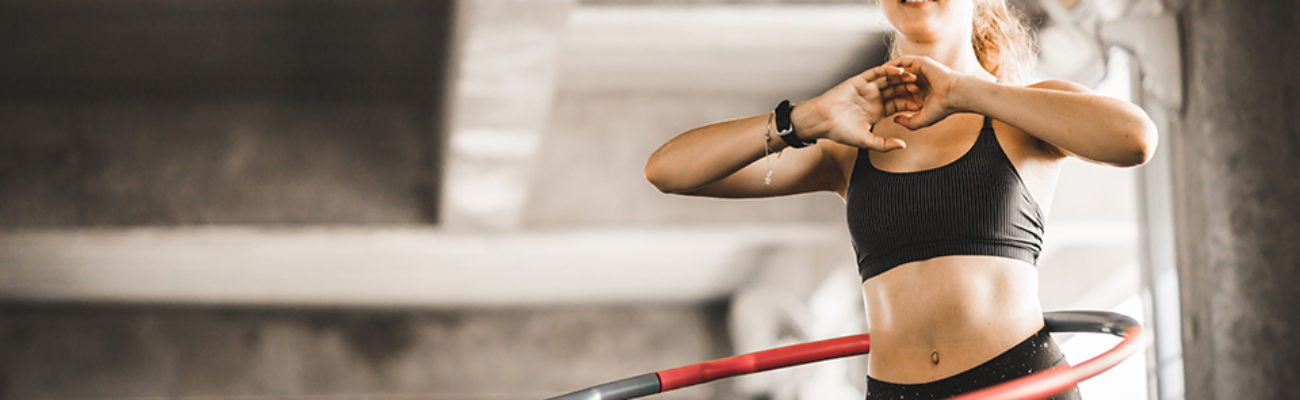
[645,113,780,193]
[645,103,827,193]
[952,78,1158,166]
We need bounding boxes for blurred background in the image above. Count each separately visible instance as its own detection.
[0,0,1295,399]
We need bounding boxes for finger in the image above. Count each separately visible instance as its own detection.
[900,55,928,69]
[875,78,919,96]
[884,98,918,114]
[893,114,914,130]
[872,133,907,151]
[854,66,896,97]
[882,137,906,151]
[871,76,892,93]
[886,56,917,70]
[896,89,927,107]
[890,57,930,81]
[897,98,922,114]
[882,83,921,101]
[855,121,905,151]
[864,133,907,151]
[880,85,900,99]
[874,80,917,102]
[894,108,941,131]
[855,65,894,86]
[886,66,904,86]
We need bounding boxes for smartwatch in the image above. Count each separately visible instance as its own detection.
[774,99,816,148]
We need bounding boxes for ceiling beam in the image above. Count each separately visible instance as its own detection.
[0,225,843,307]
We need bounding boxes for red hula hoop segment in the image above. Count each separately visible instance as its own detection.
[657,333,872,391]
[546,310,1150,400]
[949,325,1151,400]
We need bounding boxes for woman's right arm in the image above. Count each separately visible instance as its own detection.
[643,105,844,198]
[644,65,919,198]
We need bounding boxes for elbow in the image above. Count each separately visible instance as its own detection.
[645,142,701,194]
[1116,120,1159,167]
[644,157,680,194]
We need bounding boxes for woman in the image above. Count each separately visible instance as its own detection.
[643,0,1157,398]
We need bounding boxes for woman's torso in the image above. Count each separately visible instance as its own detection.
[830,112,1064,383]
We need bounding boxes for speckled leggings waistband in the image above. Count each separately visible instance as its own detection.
[865,326,1082,400]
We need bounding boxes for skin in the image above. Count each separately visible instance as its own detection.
[644,0,1157,385]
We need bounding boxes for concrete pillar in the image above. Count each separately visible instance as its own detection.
[1168,1,1300,399]
[439,0,574,230]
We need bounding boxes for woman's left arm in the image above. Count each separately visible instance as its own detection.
[955,78,1158,166]
[887,56,1158,167]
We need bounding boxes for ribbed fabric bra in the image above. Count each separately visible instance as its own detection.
[846,116,1045,282]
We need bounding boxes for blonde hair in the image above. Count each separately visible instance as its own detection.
[890,0,1036,83]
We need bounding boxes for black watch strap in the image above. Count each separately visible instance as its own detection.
[774,99,816,148]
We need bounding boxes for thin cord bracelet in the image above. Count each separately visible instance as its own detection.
[762,112,781,185]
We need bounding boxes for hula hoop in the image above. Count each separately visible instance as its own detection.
[546,310,1150,400]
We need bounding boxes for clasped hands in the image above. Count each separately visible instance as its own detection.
[800,55,968,152]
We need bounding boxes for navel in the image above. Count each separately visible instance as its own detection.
[930,351,941,365]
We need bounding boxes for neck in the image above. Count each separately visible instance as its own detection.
[897,35,996,81]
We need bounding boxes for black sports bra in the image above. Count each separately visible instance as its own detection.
[845,116,1045,282]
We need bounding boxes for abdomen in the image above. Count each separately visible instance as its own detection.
[861,255,1045,384]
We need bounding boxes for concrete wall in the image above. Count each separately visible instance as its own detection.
[1168,0,1300,399]
[527,91,850,227]
[0,0,452,226]
[1,303,732,399]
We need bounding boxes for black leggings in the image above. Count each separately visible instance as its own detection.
[865,326,1082,399]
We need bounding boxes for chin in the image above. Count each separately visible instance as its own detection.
[880,0,973,43]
